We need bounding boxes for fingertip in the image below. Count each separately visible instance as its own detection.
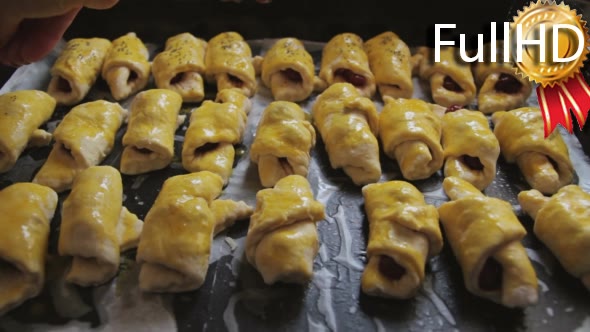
[84,0,120,10]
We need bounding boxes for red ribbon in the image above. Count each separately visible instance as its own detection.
[536,73,590,137]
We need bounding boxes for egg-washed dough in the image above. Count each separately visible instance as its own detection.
[250,101,316,188]
[312,82,381,185]
[102,32,151,101]
[152,32,208,102]
[439,176,538,308]
[361,181,443,299]
[48,38,112,105]
[0,183,57,316]
[205,32,257,97]
[0,90,56,173]
[364,31,413,99]
[492,107,573,194]
[32,100,127,193]
[58,166,142,287]
[246,175,325,285]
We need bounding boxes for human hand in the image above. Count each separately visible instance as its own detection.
[0,0,119,67]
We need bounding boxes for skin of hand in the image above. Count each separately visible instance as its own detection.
[0,0,119,67]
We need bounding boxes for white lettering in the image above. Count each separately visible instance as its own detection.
[516,23,546,62]
[435,24,456,62]
[553,24,585,62]
[460,34,484,62]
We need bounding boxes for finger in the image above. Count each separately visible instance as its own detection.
[7,0,118,19]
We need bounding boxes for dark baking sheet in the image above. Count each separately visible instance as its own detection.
[0,40,589,332]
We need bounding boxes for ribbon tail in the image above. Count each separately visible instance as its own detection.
[560,73,590,131]
[537,85,570,137]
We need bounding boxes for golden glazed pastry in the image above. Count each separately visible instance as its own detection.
[152,33,208,102]
[205,32,257,97]
[364,31,413,99]
[439,176,538,308]
[137,171,253,292]
[379,97,444,180]
[312,83,381,185]
[474,42,533,114]
[250,101,316,187]
[120,89,185,175]
[182,89,251,184]
[101,32,151,100]
[47,38,112,105]
[58,166,142,287]
[0,183,57,316]
[33,100,127,193]
[518,185,590,291]
[417,46,476,107]
[319,33,376,98]
[492,107,573,194]
[0,90,56,173]
[441,108,500,190]
[361,181,443,299]
[246,175,325,285]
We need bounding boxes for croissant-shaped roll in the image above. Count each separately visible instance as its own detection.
[260,38,317,102]
[58,166,142,287]
[361,181,443,299]
[47,38,112,105]
[246,175,325,285]
[101,32,151,101]
[439,176,538,308]
[182,89,250,184]
[312,83,381,185]
[417,46,476,107]
[0,90,56,173]
[205,32,257,97]
[364,31,413,99]
[250,101,316,187]
[120,89,185,175]
[442,108,500,190]
[474,42,533,114]
[33,100,127,193]
[319,33,376,98]
[492,107,573,194]
[0,183,57,315]
[518,186,590,290]
[137,171,253,292]
[379,97,443,180]
[152,33,208,102]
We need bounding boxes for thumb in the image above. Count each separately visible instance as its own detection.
[8,0,118,19]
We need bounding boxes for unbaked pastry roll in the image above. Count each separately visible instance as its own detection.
[205,32,257,97]
[47,38,112,105]
[474,42,533,114]
[518,185,590,290]
[364,31,413,99]
[152,33,208,102]
[137,171,253,292]
[361,181,443,299]
[120,89,185,175]
[101,32,151,100]
[312,82,381,185]
[379,97,443,180]
[492,107,573,194]
[246,175,325,285]
[250,101,316,187]
[260,37,318,102]
[319,33,376,98]
[417,46,476,107]
[439,176,538,308]
[0,183,57,316]
[442,108,500,190]
[32,100,127,193]
[58,166,142,287]
[0,90,56,173]
[182,89,251,184]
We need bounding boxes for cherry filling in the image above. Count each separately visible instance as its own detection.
[281,68,303,83]
[128,71,138,84]
[478,257,503,291]
[378,256,406,281]
[170,72,184,85]
[195,142,219,157]
[461,155,484,171]
[227,74,244,88]
[443,76,463,92]
[278,157,294,174]
[494,73,523,94]
[57,77,72,93]
[445,104,463,113]
[334,68,367,87]
[134,147,153,155]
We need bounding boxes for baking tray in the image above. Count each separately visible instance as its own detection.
[0,39,589,332]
